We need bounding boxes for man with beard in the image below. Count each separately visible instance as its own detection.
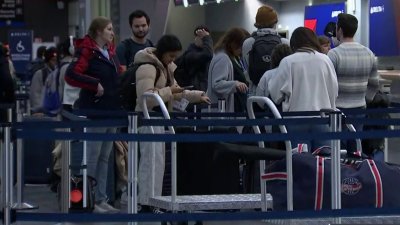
[117,10,153,72]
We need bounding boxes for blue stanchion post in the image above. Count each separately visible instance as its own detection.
[2,108,12,225]
[13,98,38,210]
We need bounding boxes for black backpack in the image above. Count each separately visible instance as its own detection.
[173,52,190,87]
[118,62,160,111]
[248,33,281,85]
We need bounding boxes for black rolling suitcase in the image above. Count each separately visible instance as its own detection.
[174,126,242,195]
[23,115,55,184]
[68,136,96,212]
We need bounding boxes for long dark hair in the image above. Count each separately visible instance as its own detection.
[214,27,250,57]
[290,27,322,53]
[155,35,182,86]
[155,34,182,61]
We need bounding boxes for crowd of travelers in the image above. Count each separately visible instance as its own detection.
[0,4,381,215]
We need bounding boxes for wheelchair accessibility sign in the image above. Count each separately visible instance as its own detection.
[8,30,32,75]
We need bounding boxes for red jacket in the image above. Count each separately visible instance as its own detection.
[65,35,122,110]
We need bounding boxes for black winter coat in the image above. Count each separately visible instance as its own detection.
[65,35,122,111]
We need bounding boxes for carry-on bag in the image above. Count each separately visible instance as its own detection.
[264,148,400,210]
[68,129,97,213]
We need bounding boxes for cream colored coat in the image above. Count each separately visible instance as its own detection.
[133,47,205,205]
[134,47,204,111]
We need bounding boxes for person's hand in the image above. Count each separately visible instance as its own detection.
[95,83,104,97]
[196,29,209,38]
[200,95,211,104]
[171,85,184,94]
[236,81,248,93]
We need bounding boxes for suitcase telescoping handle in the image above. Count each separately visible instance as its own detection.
[82,124,88,208]
[246,96,293,211]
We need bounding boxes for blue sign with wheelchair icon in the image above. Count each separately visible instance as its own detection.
[8,30,33,77]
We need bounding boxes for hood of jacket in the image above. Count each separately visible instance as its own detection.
[75,35,117,57]
[134,47,177,72]
[134,47,163,67]
[254,28,280,36]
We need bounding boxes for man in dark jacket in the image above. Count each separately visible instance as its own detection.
[174,25,213,92]
[0,43,15,122]
[116,10,153,72]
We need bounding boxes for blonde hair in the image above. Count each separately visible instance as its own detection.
[88,16,112,39]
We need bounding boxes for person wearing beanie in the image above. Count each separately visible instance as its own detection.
[254,5,278,28]
[174,24,213,93]
[242,5,289,95]
[29,47,59,114]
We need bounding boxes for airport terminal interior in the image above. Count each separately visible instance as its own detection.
[2,0,400,224]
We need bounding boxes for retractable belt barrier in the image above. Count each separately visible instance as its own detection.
[3,104,400,224]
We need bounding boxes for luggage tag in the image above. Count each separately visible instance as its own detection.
[173,98,189,112]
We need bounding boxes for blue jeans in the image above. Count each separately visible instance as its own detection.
[85,127,116,203]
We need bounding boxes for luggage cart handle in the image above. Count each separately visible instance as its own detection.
[140,92,178,210]
[141,92,175,134]
[246,96,287,134]
[246,96,293,211]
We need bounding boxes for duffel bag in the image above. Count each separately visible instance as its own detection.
[264,149,400,210]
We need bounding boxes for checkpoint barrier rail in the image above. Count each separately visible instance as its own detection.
[3,100,400,224]
[1,108,13,225]
[13,94,37,211]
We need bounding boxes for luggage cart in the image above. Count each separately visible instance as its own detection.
[249,96,363,212]
[246,96,293,211]
[138,92,273,212]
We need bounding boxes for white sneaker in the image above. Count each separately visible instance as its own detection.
[96,201,120,213]
[120,192,128,205]
[152,207,164,214]
[93,204,108,213]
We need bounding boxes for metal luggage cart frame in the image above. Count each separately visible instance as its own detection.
[249,96,363,211]
[125,94,363,213]
[246,96,293,211]
[135,92,273,212]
